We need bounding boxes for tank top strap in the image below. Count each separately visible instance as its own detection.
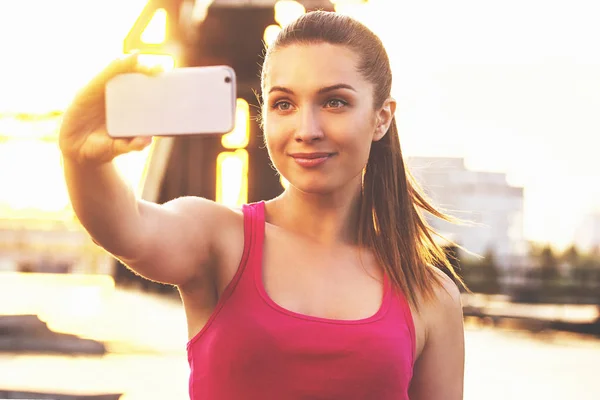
[209,201,266,302]
[186,201,264,349]
[232,201,265,289]
[242,200,265,262]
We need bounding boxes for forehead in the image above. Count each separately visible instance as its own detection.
[263,43,368,93]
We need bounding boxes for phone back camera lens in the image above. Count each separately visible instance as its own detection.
[224,76,231,83]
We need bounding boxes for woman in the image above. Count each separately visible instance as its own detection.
[59,10,465,400]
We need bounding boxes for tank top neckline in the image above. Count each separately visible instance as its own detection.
[251,200,393,325]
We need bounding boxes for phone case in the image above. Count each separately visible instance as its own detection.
[105,66,236,137]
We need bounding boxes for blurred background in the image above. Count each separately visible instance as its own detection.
[0,0,599,399]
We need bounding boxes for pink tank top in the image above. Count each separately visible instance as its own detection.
[186,202,416,399]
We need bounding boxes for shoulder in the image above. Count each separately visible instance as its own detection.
[421,267,464,341]
[160,195,240,216]
[169,198,247,290]
[408,267,465,399]
[408,267,464,359]
[156,196,246,258]
[158,196,243,227]
[430,267,463,309]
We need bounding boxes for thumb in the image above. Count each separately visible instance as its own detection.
[88,52,140,91]
[129,136,154,150]
[108,51,141,76]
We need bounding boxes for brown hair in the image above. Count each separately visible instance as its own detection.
[261,11,466,309]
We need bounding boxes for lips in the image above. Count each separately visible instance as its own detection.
[289,152,334,168]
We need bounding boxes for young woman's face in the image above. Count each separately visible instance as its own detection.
[262,43,390,195]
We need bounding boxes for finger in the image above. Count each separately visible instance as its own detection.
[112,138,135,156]
[86,52,140,91]
[112,136,153,156]
[107,51,140,76]
[135,64,165,77]
[129,136,154,150]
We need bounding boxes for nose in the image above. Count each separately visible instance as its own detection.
[294,105,324,143]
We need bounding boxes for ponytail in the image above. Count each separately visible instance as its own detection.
[358,118,466,309]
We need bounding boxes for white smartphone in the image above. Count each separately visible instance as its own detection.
[105,65,236,137]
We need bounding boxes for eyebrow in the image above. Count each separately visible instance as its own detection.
[268,83,357,95]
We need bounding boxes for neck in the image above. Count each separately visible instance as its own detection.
[266,179,363,245]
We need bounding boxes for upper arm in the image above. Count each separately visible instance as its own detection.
[118,196,237,287]
[409,271,465,400]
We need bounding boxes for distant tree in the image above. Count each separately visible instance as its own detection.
[527,241,545,259]
[561,245,580,268]
[481,248,501,293]
[590,245,600,264]
[539,245,559,280]
[459,247,500,294]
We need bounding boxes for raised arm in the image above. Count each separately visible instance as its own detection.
[59,54,223,286]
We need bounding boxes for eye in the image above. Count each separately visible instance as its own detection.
[272,100,294,112]
[324,99,348,109]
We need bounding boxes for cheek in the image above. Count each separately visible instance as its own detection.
[263,111,294,152]
[345,139,373,173]
[263,125,286,166]
[333,116,375,155]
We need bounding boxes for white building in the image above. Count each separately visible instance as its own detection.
[575,212,600,253]
[406,157,527,269]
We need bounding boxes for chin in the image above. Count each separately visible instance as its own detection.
[285,176,337,195]
[287,175,361,196]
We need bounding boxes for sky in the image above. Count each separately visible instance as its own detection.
[0,0,598,250]
[357,0,600,250]
[0,1,147,113]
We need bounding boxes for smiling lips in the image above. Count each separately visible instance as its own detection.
[289,152,334,168]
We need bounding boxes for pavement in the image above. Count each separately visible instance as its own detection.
[0,273,190,400]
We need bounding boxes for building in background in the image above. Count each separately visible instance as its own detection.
[407,157,528,270]
[575,212,600,254]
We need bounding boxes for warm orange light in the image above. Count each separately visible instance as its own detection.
[113,140,155,196]
[136,53,176,70]
[216,149,249,207]
[0,0,149,114]
[141,8,168,44]
[0,139,70,217]
[263,25,282,48]
[329,0,369,4]
[222,99,250,149]
[333,0,369,17]
[274,1,306,27]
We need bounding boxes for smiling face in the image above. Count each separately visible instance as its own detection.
[262,43,393,195]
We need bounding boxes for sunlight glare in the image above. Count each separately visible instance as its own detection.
[274,1,306,27]
[0,0,155,220]
[222,99,250,149]
[0,140,70,217]
[137,54,176,70]
[263,25,282,48]
[140,8,168,44]
[216,150,249,207]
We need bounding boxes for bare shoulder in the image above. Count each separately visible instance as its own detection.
[419,268,464,338]
[408,268,465,400]
[154,196,243,232]
[159,195,245,251]
[428,268,463,313]
[409,267,464,356]
[162,196,246,285]
[158,195,240,218]
[129,196,244,287]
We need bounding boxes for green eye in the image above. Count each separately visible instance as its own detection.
[274,101,292,111]
[325,99,347,108]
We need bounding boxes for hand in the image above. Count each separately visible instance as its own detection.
[58,53,159,165]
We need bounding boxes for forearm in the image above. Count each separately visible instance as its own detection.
[63,157,145,259]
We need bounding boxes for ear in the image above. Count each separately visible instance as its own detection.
[373,97,396,142]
